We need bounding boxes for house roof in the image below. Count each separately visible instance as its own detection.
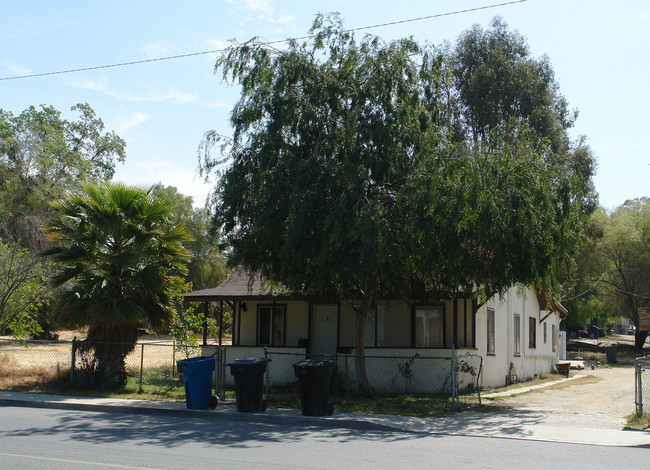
[182,269,289,302]
[536,287,569,319]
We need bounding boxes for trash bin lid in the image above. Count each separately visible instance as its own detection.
[227,357,270,367]
[176,356,215,373]
[293,358,335,369]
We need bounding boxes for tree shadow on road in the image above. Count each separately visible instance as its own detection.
[2,407,430,449]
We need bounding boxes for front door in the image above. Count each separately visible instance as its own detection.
[311,304,338,357]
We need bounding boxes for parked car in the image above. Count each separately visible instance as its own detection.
[587,324,607,339]
[627,325,636,335]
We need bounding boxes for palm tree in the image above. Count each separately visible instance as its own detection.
[42,183,191,388]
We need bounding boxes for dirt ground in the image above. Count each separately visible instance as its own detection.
[489,366,638,430]
[486,334,649,430]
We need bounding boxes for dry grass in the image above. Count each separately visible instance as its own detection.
[0,338,202,393]
[534,374,602,391]
[0,352,69,390]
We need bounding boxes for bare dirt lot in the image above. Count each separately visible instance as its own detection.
[489,366,637,430]
[485,334,649,430]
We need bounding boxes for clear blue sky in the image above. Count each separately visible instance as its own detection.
[2,0,648,209]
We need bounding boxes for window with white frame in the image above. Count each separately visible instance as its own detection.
[415,305,444,347]
[552,324,557,352]
[487,308,495,354]
[257,305,285,346]
[514,314,521,355]
[529,317,537,349]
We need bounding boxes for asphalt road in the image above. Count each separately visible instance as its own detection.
[0,406,647,469]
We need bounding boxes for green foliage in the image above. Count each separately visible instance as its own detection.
[207,13,588,300]
[586,199,649,347]
[150,184,226,290]
[397,354,420,394]
[166,275,217,356]
[42,182,191,388]
[0,241,49,338]
[444,17,597,214]
[203,14,593,392]
[0,104,126,250]
[564,198,650,347]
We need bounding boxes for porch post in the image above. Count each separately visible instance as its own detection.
[219,300,224,346]
[472,298,478,348]
[202,302,208,346]
[453,298,458,348]
[236,300,242,346]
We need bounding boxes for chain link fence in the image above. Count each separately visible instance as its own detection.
[2,339,482,409]
[0,338,226,396]
[635,355,650,416]
[263,348,482,409]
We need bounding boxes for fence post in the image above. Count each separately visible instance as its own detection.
[172,340,176,376]
[451,345,456,411]
[636,358,643,416]
[139,343,144,392]
[264,347,269,401]
[220,347,226,398]
[70,337,76,383]
[345,355,349,400]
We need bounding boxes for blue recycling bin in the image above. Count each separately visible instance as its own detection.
[176,356,215,409]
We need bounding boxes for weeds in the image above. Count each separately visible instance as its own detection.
[268,393,455,417]
[625,412,650,431]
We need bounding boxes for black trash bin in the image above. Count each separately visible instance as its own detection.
[600,344,618,364]
[227,357,270,412]
[293,359,335,416]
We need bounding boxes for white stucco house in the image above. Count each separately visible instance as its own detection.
[184,271,566,392]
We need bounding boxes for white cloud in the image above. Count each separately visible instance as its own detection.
[112,112,150,134]
[148,89,198,104]
[3,60,32,76]
[142,42,169,60]
[112,159,214,207]
[227,0,296,25]
[73,76,108,92]
[71,76,197,104]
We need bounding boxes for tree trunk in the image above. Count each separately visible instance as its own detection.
[353,289,374,397]
[87,322,139,389]
[634,330,649,351]
[93,342,129,389]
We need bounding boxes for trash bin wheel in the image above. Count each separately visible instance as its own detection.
[327,403,334,416]
[208,396,218,409]
[260,399,267,412]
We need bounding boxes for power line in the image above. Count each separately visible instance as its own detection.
[561,270,608,302]
[0,0,529,82]
[616,289,650,301]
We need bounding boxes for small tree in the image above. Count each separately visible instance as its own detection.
[0,241,49,337]
[42,183,190,388]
